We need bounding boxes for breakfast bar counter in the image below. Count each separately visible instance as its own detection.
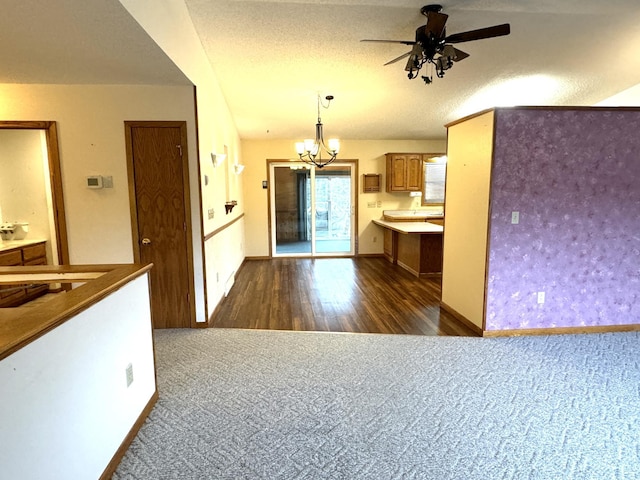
[373,219,444,277]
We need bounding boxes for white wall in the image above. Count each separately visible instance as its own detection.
[0,84,197,259]
[241,139,447,257]
[0,274,155,480]
[0,82,206,317]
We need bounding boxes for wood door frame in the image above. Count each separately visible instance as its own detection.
[124,121,197,328]
[0,121,70,266]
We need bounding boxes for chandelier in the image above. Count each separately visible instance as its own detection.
[295,94,340,168]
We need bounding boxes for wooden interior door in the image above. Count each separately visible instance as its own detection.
[126,122,193,329]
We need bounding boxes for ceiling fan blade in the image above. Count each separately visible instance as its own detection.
[384,51,412,66]
[445,23,510,43]
[425,11,448,37]
[404,44,423,72]
[361,39,416,45]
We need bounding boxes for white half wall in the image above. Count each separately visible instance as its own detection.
[0,274,155,480]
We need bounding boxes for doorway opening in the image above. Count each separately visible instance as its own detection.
[269,160,357,257]
[0,121,69,267]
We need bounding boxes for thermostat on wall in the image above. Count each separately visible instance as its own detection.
[86,175,103,189]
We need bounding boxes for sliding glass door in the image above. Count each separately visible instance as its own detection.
[270,161,355,257]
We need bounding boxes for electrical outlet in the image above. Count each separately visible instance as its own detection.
[377,201,382,208]
[511,211,520,224]
[126,363,134,387]
[537,292,545,304]
[208,208,215,219]
[373,236,377,243]
[367,201,376,208]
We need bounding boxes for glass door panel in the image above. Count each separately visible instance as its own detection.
[311,165,352,255]
[271,162,355,257]
[272,165,311,255]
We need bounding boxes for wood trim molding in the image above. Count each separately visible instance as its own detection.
[440,299,640,337]
[440,301,483,336]
[483,323,640,337]
[99,389,159,480]
[204,213,245,242]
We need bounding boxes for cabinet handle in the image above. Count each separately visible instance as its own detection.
[141,238,152,245]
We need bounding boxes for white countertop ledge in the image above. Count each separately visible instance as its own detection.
[373,219,443,234]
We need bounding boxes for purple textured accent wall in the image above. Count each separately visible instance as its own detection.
[486,108,640,330]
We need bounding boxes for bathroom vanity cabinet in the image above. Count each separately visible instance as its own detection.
[0,240,48,307]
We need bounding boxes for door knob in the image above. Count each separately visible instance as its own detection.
[141,238,152,245]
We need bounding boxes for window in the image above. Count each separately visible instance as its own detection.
[422,155,447,205]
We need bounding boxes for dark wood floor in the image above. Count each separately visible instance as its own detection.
[211,257,477,336]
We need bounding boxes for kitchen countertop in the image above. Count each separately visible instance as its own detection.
[373,219,443,234]
[0,239,46,253]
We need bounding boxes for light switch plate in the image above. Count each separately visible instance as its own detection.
[511,211,520,224]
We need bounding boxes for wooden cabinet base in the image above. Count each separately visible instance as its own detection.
[382,230,442,277]
[396,232,443,277]
[0,241,49,307]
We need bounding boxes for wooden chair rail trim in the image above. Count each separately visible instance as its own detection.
[0,263,153,361]
[204,213,245,242]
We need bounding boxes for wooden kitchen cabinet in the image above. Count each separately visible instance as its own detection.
[0,241,48,307]
[385,153,424,192]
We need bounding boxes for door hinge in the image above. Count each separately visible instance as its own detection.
[176,144,183,157]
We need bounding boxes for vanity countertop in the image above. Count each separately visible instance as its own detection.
[0,239,46,254]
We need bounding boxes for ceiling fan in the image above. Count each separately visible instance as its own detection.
[362,4,510,84]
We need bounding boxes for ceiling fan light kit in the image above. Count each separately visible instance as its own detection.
[362,4,510,85]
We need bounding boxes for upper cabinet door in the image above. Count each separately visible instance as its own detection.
[386,153,423,192]
[405,155,423,191]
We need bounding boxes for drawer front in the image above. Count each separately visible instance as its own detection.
[22,243,47,262]
[0,250,22,266]
[0,286,26,303]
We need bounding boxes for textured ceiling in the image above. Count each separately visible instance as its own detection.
[2,1,640,141]
[184,0,640,139]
